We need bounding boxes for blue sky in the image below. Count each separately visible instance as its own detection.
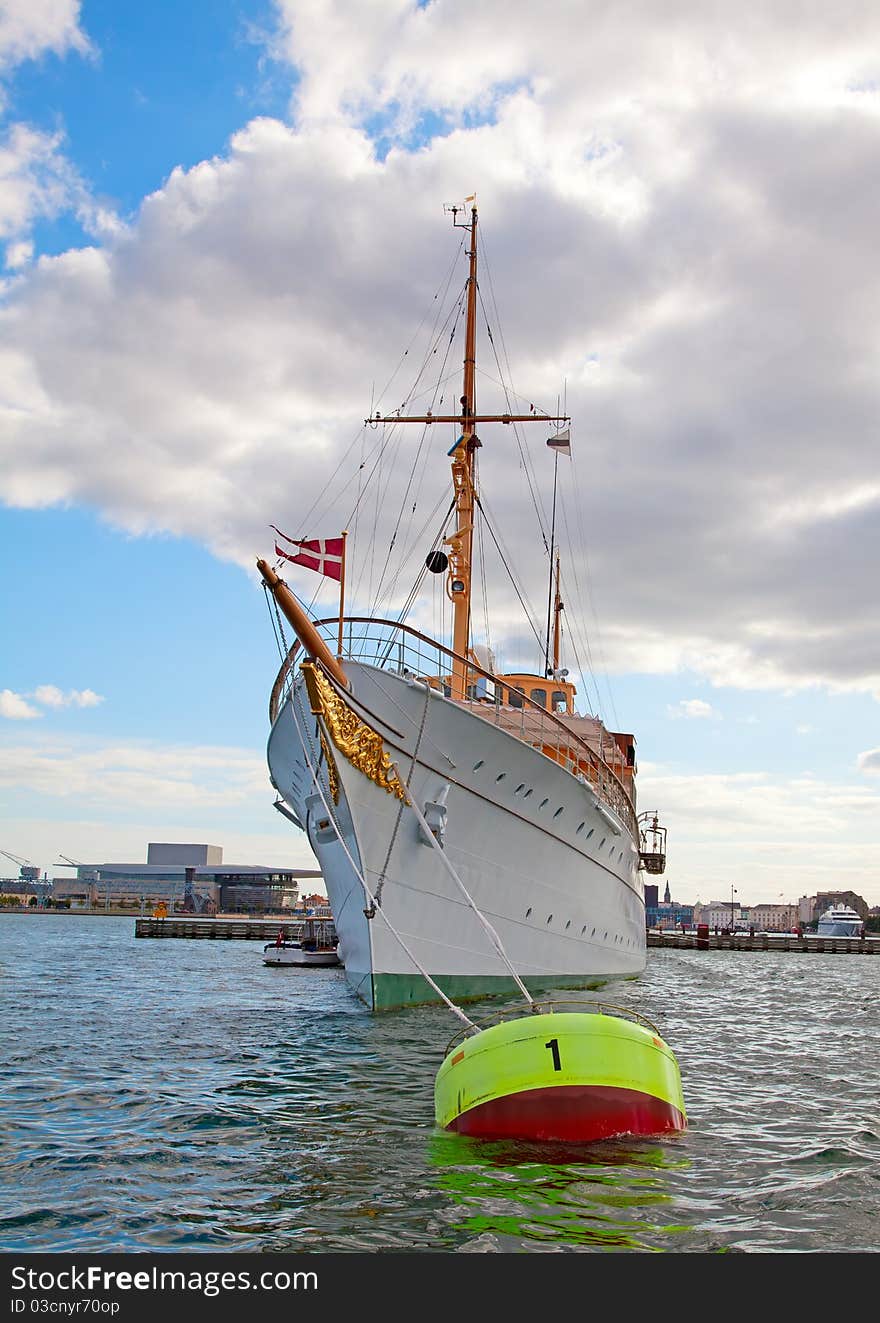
[6,0,289,253]
[2,1,878,904]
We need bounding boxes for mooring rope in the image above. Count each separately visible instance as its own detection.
[374,681,432,907]
[394,758,534,1008]
[287,684,478,1031]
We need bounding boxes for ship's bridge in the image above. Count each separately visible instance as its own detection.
[495,672,576,716]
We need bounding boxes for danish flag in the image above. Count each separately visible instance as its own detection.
[271,526,344,581]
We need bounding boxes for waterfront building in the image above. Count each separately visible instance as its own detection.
[696,900,745,931]
[811,891,869,924]
[147,843,223,866]
[645,882,693,930]
[749,902,799,931]
[52,842,322,913]
[0,879,51,906]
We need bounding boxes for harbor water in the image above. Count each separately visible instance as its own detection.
[1,914,877,1254]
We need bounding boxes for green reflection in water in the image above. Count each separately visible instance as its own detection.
[428,1129,690,1250]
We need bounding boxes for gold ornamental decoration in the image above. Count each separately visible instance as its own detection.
[301,661,406,802]
[318,729,340,804]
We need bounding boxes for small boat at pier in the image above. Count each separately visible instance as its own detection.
[263,919,340,967]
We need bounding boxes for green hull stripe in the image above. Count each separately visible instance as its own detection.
[434,1011,686,1129]
[364,970,627,1012]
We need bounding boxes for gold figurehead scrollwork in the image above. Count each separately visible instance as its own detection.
[301,661,407,802]
[318,729,340,805]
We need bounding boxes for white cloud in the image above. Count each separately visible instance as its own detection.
[32,684,104,709]
[795,723,814,735]
[0,737,269,806]
[5,237,31,268]
[0,122,120,253]
[0,688,40,719]
[2,0,880,707]
[667,699,717,720]
[0,0,92,75]
[0,729,316,874]
[857,748,880,775]
[0,6,111,262]
[0,814,315,875]
[637,764,880,904]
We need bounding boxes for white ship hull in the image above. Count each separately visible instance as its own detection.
[268,659,646,1010]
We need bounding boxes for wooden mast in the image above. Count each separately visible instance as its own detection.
[257,558,349,689]
[366,202,570,702]
[552,551,563,673]
[446,203,479,701]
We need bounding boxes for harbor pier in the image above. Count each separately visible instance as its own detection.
[135,916,336,942]
[648,930,876,955]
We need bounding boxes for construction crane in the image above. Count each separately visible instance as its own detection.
[0,849,40,881]
[55,854,82,868]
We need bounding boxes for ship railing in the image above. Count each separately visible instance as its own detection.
[442,999,663,1055]
[270,616,637,841]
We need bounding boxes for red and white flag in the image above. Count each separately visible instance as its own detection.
[271,526,344,581]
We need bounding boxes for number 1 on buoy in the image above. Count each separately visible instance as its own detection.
[545,1038,562,1071]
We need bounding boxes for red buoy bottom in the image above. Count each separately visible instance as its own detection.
[445,1083,686,1142]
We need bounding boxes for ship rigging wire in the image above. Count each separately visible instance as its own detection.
[287,667,534,1019]
[279,212,622,734]
[286,689,480,1030]
[475,221,622,715]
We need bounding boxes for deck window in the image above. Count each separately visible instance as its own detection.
[530,688,547,708]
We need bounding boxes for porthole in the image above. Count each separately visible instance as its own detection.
[591,927,596,937]
[576,822,585,835]
[604,931,608,940]
[553,806,564,819]
[524,788,533,799]
[473,760,484,771]
[539,797,549,809]
[515,783,525,795]
[598,837,606,850]
[581,925,587,934]
[565,920,571,930]
[547,914,553,924]
[525,907,532,918]
[496,772,507,783]
[586,828,594,839]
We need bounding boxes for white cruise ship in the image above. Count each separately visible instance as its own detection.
[816,904,864,937]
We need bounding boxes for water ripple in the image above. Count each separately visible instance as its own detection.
[1,915,878,1252]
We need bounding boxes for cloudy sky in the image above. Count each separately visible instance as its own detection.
[1,0,878,906]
